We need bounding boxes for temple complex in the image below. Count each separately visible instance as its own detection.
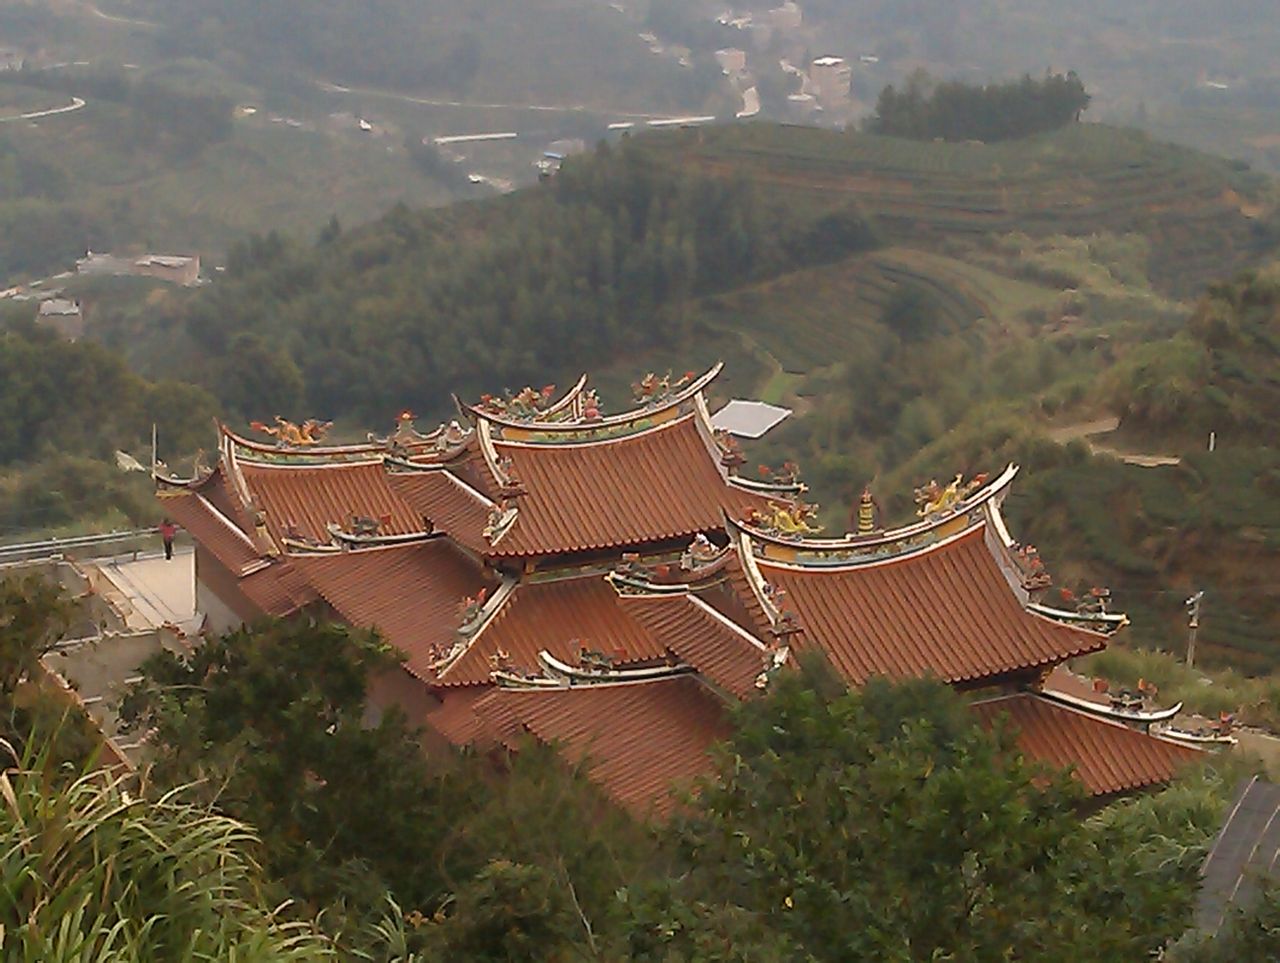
[158,364,1203,818]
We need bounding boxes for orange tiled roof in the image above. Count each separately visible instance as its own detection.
[972,693,1202,796]
[239,460,423,545]
[239,559,317,616]
[482,415,767,557]
[474,677,728,818]
[619,592,769,699]
[698,549,775,640]
[426,686,491,745]
[437,573,669,685]
[161,489,260,574]
[387,469,494,554]
[758,526,1107,686]
[289,542,492,681]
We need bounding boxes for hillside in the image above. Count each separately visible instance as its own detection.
[636,123,1276,296]
[0,0,743,281]
[0,74,465,280]
[13,119,1280,673]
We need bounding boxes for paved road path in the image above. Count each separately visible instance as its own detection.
[1047,414,1181,467]
[0,96,85,123]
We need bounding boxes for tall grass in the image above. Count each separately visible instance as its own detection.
[0,740,336,961]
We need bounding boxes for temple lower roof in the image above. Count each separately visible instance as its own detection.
[748,525,1107,687]
[471,676,730,819]
[972,692,1202,796]
[289,541,493,682]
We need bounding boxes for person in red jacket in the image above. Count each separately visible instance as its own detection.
[158,518,179,560]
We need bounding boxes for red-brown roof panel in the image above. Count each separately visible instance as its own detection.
[438,573,669,685]
[620,592,769,699]
[387,470,492,554]
[698,550,776,640]
[239,460,422,545]
[972,693,1202,796]
[474,677,728,818]
[485,415,768,557]
[160,491,261,574]
[426,685,491,746]
[289,541,492,680]
[239,559,317,616]
[760,526,1106,686]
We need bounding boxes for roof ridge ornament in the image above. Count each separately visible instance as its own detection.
[730,465,1020,557]
[713,427,746,471]
[632,369,695,407]
[477,384,559,421]
[153,448,212,489]
[458,364,723,437]
[249,416,333,448]
[913,472,988,519]
[741,499,824,540]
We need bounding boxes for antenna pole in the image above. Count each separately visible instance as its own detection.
[1185,590,1204,668]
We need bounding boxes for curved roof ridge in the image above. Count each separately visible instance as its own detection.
[459,363,723,435]
[749,518,990,574]
[732,464,1019,553]
[219,418,472,463]
[492,409,700,450]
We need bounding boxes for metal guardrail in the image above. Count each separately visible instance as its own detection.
[0,529,158,565]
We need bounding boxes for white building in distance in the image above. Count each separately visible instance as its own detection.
[810,56,852,107]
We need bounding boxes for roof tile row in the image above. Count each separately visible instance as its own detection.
[240,460,425,545]
[972,693,1202,796]
[473,677,728,819]
[290,541,492,681]
[482,415,768,557]
[619,592,768,698]
[439,573,669,685]
[759,527,1107,686]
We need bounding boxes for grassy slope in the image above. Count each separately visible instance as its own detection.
[638,122,1275,296]
[615,123,1278,672]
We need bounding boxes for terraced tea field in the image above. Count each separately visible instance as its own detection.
[641,123,1275,297]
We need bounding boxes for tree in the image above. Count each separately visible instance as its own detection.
[868,71,1090,142]
[120,619,470,918]
[0,574,71,698]
[625,665,1205,961]
[423,860,580,962]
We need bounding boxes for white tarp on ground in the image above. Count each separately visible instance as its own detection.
[711,400,792,438]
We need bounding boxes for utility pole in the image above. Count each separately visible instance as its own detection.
[1185,590,1204,668]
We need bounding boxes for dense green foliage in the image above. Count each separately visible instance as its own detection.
[630,668,1212,961]
[0,750,336,960]
[158,141,877,422]
[868,71,1092,143]
[1108,268,1280,441]
[116,613,1247,960]
[119,617,660,956]
[0,319,214,537]
[0,581,334,959]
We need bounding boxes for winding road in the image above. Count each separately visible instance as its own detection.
[0,96,86,123]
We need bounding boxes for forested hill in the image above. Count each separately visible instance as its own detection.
[126,121,1270,423]
[77,120,1280,669]
[124,140,879,423]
